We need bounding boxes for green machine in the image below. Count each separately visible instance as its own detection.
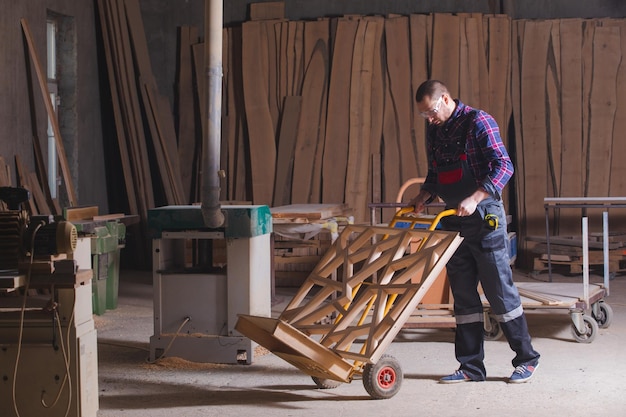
[71,218,126,315]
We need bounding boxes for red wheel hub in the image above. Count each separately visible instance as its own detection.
[377,366,396,388]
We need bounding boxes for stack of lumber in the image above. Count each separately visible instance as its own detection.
[528,233,626,274]
[512,19,626,267]
[97,0,186,222]
[93,1,626,270]
[161,9,513,225]
[271,203,352,287]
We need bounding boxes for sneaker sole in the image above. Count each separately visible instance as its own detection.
[439,375,472,384]
[509,364,539,384]
[439,378,471,384]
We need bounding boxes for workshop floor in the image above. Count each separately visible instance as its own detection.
[94,269,626,417]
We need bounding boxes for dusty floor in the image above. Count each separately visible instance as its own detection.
[94,268,626,417]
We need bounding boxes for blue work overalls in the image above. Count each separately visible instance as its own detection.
[435,152,540,381]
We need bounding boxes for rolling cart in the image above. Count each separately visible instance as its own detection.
[235,211,462,399]
[484,214,613,344]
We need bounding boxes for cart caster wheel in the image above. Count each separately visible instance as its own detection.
[312,376,342,389]
[483,314,503,341]
[363,354,403,399]
[592,302,613,329]
[571,314,598,343]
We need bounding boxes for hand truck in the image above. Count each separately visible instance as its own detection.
[236,208,461,399]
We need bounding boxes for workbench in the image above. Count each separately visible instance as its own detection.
[543,197,626,295]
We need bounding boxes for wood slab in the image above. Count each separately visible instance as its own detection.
[270,203,350,220]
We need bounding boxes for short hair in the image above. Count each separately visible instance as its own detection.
[415,80,449,102]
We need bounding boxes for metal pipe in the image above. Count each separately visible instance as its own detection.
[201,0,225,228]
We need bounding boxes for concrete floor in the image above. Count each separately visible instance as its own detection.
[94,269,626,417]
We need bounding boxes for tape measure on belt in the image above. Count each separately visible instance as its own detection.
[485,214,498,230]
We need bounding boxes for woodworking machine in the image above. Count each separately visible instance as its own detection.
[147,204,272,364]
[0,186,98,417]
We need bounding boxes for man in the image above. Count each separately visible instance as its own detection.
[409,79,540,383]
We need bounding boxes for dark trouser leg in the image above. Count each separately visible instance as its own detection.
[500,315,540,367]
[473,204,540,368]
[454,322,486,380]
[446,240,486,381]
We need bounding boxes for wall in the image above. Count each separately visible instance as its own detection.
[0,0,107,213]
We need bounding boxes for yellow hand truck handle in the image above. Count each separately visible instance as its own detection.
[391,206,458,231]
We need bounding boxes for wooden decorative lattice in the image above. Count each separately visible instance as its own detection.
[236,224,463,383]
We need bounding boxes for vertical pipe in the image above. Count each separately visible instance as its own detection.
[201,0,225,228]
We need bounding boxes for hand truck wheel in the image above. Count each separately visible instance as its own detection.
[311,376,342,389]
[363,354,403,399]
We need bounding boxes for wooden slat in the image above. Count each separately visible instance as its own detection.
[321,18,358,204]
[487,15,511,147]
[228,27,248,202]
[586,25,621,230]
[409,14,431,178]
[20,18,77,207]
[273,96,302,207]
[605,20,626,228]
[553,19,584,218]
[30,134,57,216]
[580,21,596,200]
[382,65,402,224]
[250,2,285,21]
[344,19,376,223]
[265,21,281,135]
[64,206,99,222]
[487,15,512,210]
[271,203,350,219]
[291,27,329,204]
[459,16,479,106]
[176,26,199,204]
[242,21,276,205]
[125,0,184,206]
[14,156,36,215]
[191,41,205,202]
[305,20,330,204]
[96,0,139,217]
[365,15,385,210]
[587,26,620,197]
[28,172,50,215]
[108,0,154,217]
[519,20,552,238]
[546,22,562,201]
[430,14,460,96]
[385,16,418,188]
